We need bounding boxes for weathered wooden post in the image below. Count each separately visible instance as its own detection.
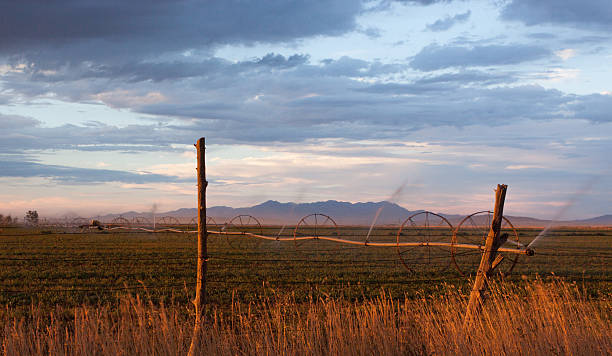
[463,184,507,327]
[188,137,208,356]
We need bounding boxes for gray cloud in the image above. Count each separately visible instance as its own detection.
[0,54,409,109]
[3,52,612,152]
[567,94,612,123]
[526,33,557,40]
[564,35,611,45]
[0,83,610,164]
[426,10,471,32]
[413,69,517,85]
[355,70,517,94]
[501,0,612,31]
[24,53,310,83]
[0,0,362,65]
[0,122,185,154]
[391,0,455,4]
[313,56,406,77]
[137,84,611,144]
[1,40,610,152]
[359,27,383,38]
[410,43,551,71]
[0,159,184,184]
[365,0,456,12]
[0,114,41,129]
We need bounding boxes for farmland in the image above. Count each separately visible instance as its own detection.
[0,224,610,355]
[0,225,609,310]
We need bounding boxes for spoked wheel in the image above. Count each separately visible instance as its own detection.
[206,216,218,230]
[225,215,263,250]
[187,217,197,232]
[452,211,521,277]
[132,216,152,227]
[70,217,90,233]
[188,216,219,231]
[111,216,131,228]
[396,211,454,274]
[293,214,340,250]
[157,216,180,228]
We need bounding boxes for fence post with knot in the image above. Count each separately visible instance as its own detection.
[463,184,508,327]
[188,137,208,356]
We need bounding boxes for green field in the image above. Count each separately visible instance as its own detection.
[0,225,610,310]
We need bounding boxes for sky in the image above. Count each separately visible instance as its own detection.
[1,0,611,220]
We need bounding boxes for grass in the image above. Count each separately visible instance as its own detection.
[0,225,609,354]
[0,225,610,310]
[0,279,609,355]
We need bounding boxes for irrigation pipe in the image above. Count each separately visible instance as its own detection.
[207,230,534,255]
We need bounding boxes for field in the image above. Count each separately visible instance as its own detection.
[0,225,610,309]
[0,224,610,355]
[0,227,612,355]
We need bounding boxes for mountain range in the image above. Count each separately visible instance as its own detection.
[97,200,612,227]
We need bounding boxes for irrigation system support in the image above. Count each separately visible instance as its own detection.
[189,137,208,356]
[464,184,507,327]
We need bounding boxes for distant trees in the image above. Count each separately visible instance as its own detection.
[25,210,39,225]
[0,214,17,226]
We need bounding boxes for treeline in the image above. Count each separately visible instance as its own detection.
[0,214,18,226]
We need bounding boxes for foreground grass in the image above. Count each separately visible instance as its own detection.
[1,280,609,356]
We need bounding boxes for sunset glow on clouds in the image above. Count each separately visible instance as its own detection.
[1,0,611,219]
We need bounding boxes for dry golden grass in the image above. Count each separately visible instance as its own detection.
[1,279,610,355]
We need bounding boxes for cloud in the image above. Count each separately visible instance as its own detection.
[567,93,612,123]
[313,56,406,77]
[392,0,455,4]
[0,1,362,65]
[555,48,576,60]
[526,33,557,40]
[410,43,551,71]
[501,0,612,31]
[12,53,311,85]
[426,10,471,32]
[93,91,167,109]
[355,70,518,94]
[4,68,612,154]
[505,165,545,170]
[0,113,41,129]
[0,122,185,154]
[0,159,184,184]
[413,69,518,85]
[1,51,610,153]
[358,27,383,38]
[140,84,612,143]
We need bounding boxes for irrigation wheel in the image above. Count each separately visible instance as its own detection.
[157,216,180,227]
[293,214,340,250]
[188,216,219,232]
[225,215,264,250]
[70,217,90,233]
[451,211,521,277]
[206,216,218,230]
[112,216,131,227]
[396,211,454,274]
[132,216,152,227]
[187,217,197,231]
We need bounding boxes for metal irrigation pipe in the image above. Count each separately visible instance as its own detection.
[206,230,535,255]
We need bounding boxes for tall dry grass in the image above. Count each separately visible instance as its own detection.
[1,279,610,355]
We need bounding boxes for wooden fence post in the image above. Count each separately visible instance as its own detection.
[188,137,208,356]
[463,184,507,327]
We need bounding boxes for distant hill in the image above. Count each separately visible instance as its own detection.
[572,214,612,226]
[96,200,612,227]
[170,200,421,225]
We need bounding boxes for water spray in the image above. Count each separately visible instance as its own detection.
[527,177,599,249]
[365,180,409,243]
[151,203,159,231]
